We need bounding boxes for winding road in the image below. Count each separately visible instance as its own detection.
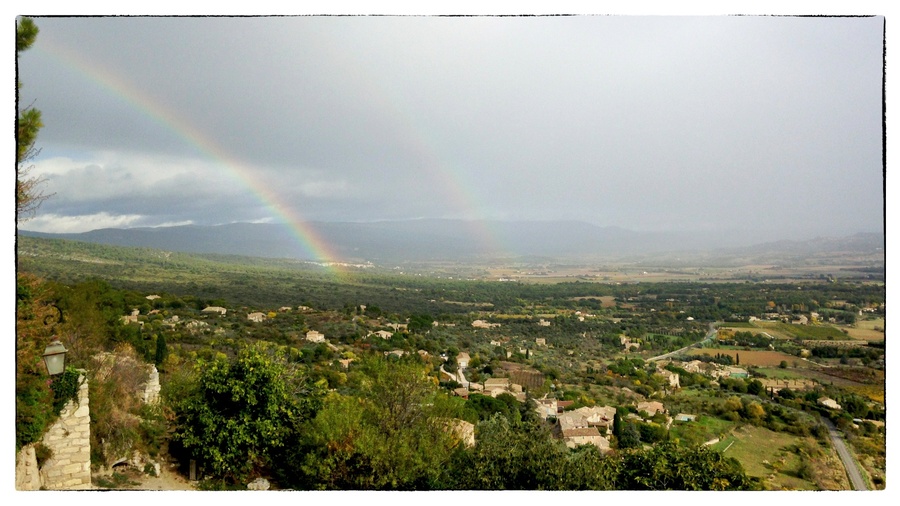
[440,364,469,388]
[643,321,868,490]
[647,322,719,362]
[822,417,868,490]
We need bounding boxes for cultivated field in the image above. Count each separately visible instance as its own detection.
[845,318,885,342]
[750,321,797,339]
[752,321,847,340]
[689,348,812,368]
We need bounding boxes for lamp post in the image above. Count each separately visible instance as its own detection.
[42,339,68,376]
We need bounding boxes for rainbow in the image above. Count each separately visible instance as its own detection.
[35,37,349,275]
[34,22,509,274]
[312,29,507,257]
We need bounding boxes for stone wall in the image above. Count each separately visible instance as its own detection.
[15,446,42,491]
[15,372,92,490]
[142,364,161,404]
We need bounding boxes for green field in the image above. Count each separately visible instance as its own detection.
[668,415,735,447]
[759,322,848,340]
[755,367,808,380]
[719,321,758,328]
[856,318,885,330]
[713,425,837,490]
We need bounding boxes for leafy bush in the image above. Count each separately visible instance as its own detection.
[50,367,81,414]
[15,273,59,450]
[170,341,324,484]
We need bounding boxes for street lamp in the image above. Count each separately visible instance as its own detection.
[42,339,68,376]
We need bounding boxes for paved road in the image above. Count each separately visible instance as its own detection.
[457,366,469,387]
[439,365,469,388]
[822,417,867,490]
[648,322,719,362]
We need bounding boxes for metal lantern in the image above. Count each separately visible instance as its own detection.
[42,339,68,376]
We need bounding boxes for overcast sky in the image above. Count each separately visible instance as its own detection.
[15,12,885,239]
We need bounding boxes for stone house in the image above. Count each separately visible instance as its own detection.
[306,330,325,343]
[122,309,140,324]
[620,335,640,352]
[658,368,681,389]
[472,320,501,329]
[637,401,666,416]
[247,312,266,322]
[534,398,558,419]
[561,427,610,451]
[818,397,842,410]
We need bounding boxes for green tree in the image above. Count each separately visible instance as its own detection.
[16,17,50,219]
[289,356,465,490]
[617,421,642,449]
[154,333,168,366]
[747,378,764,396]
[450,414,569,490]
[407,313,433,333]
[618,442,755,490]
[170,342,323,484]
[15,273,57,449]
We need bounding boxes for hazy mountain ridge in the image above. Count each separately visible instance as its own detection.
[18,220,884,264]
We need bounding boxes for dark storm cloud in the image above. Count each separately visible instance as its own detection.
[16,14,884,236]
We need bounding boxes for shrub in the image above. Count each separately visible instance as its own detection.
[34,443,52,467]
[88,345,152,467]
[171,342,324,484]
[15,274,60,450]
[50,367,81,414]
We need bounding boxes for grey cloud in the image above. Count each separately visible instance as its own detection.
[17,15,884,237]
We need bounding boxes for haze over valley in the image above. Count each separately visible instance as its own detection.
[13,10,888,494]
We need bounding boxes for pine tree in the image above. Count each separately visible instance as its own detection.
[16,17,51,219]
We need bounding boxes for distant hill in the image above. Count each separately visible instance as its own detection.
[17,220,884,264]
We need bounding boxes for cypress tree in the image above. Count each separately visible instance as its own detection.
[154,333,168,366]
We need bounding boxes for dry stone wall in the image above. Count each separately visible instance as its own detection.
[15,372,92,490]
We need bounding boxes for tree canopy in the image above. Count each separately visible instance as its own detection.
[170,342,324,484]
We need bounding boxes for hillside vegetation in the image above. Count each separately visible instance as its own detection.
[15,236,885,490]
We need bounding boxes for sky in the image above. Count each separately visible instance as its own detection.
[13,5,887,241]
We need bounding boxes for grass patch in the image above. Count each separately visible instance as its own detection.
[755,367,806,379]
[750,321,796,339]
[669,415,735,446]
[844,319,885,341]
[95,470,142,489]
[718,425,819,490]
[855,318,885,331]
